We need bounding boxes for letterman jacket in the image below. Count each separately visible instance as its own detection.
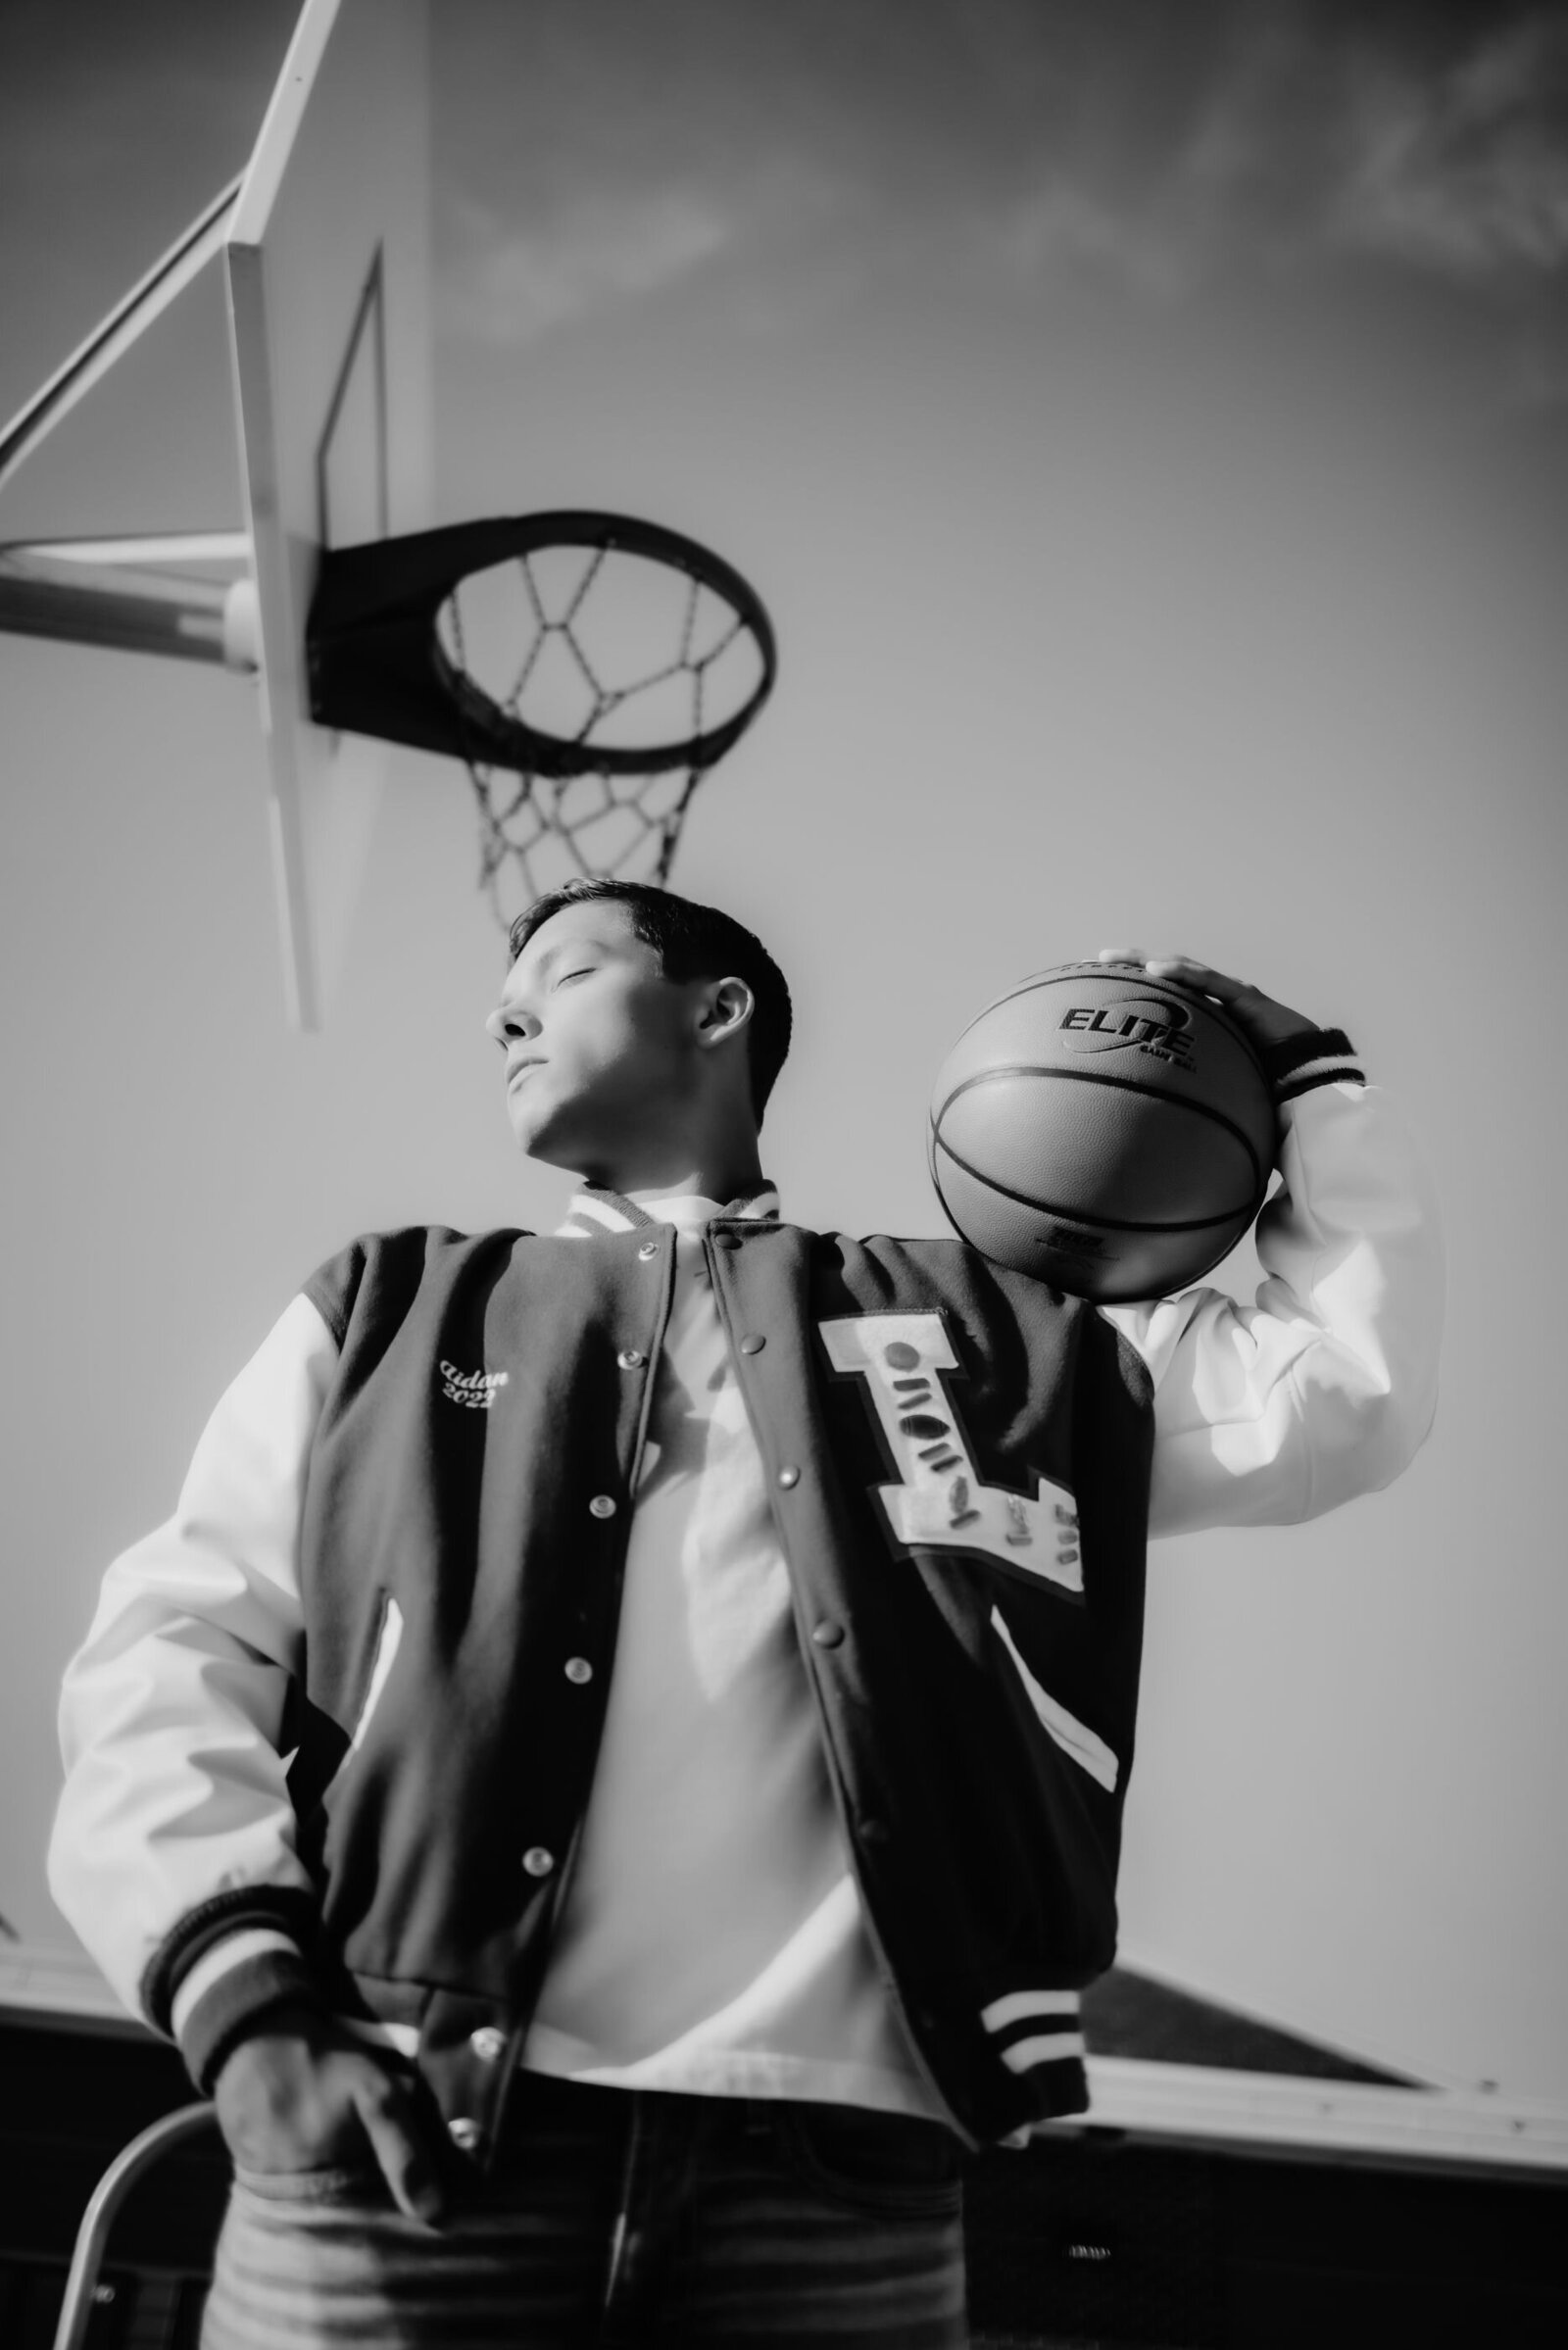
[48,1034,1444,2154]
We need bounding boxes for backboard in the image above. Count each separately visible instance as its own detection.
[226,0,430,1030]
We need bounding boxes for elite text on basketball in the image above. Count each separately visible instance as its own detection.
[1058,1004,1196,1066]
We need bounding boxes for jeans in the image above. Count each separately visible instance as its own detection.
[200,2069,968,2347]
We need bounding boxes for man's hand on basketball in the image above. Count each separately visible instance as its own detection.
[1093,949,1310,1058]
[212,2004,448,2227]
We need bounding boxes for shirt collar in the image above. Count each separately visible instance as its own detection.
[555,1182,781,1239]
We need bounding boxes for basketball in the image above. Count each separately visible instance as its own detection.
[928,962,1277,1303]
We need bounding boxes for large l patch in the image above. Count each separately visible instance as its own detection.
[818,1312,1082,1595]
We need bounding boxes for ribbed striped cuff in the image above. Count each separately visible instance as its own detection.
[171,1928,330,2093]
[1263,1026,1365,1103]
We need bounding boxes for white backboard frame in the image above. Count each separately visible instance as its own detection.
[226,0,430,1030]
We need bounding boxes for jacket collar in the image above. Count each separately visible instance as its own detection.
[555,1182,781,1239]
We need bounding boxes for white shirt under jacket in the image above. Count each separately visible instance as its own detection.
[48,1078,1444,2119]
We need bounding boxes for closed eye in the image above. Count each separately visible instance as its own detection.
[555,967,595,986]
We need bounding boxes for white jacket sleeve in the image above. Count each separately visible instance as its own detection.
[1101,1081,1444,1537]
[47,1293,338,2029]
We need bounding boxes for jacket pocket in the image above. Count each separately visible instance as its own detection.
[990,1603,1119,1792]
[772,2104,964,2217]
[345,1593,404,1760]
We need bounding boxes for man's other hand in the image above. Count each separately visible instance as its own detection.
[212,2004,448,2227]
[1092,948,1312,1059]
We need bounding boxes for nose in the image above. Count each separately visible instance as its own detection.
[484,1001,540,1048]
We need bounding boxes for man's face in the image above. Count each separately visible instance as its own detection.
[485,901,706,1176]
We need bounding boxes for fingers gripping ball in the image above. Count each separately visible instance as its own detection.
[928,963,1277,1302]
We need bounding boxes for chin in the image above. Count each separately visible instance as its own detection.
[512,1107,585,1173]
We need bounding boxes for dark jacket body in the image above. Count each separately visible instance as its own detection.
[235,1212,1156,2151]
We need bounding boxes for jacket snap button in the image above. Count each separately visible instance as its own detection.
[448,2116,482,2151]
[777,1464,800,1489]
[469,2027,507,2063]
[810,1620,844,1648]
[564,1656,594,1684]
[859,1819,890,1849]
[616,1348,645,1369]
[637,1241,659,1261]
[588,1494,617,1519]
[521,1845,556,1876]
[739,1334,765,1354]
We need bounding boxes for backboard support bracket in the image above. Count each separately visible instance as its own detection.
[0,0,430,1035]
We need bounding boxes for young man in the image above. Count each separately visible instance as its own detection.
[49,880,1443,2348]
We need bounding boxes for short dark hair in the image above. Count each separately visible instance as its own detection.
[508,878,793,1123]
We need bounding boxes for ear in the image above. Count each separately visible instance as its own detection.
[695,976,755,1048]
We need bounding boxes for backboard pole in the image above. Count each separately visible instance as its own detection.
[0,546,258,669]
[0,180,241,504]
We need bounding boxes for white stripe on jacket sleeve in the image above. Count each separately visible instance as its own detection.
[1101,1082,1444,1536]
[47,1291,337,2024]
[170,1928,303,2041]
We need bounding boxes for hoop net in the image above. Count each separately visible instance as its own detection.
[437,537,769,927]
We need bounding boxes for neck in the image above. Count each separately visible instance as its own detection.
[618,1154,764,1207]
[578,1138,764,1208]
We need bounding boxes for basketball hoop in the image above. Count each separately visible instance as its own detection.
[0,6,781,1023]
[308,511,776,924]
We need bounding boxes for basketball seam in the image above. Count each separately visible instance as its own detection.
[934,1064,1271,1198]
[929,1129,1258,1236]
